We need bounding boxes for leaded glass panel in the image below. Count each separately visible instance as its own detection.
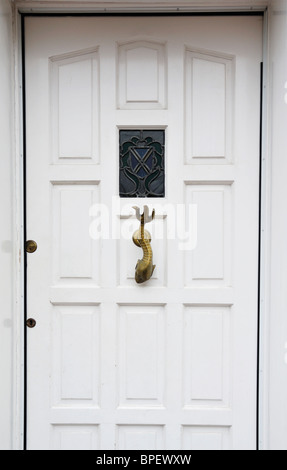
[119,130,165,198]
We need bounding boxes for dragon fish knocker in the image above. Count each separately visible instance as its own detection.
[132,206,156,284]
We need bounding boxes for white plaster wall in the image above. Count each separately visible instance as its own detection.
[0,0,14,451]
[268,0,287,450]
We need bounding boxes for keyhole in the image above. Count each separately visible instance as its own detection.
[26,318,37,329]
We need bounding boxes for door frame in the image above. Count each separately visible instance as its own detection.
[13,2,270,450]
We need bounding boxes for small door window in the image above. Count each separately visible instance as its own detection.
[119,129,165,198]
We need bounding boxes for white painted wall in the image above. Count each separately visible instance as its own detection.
[267,0,287,450]
[0,0,15,451]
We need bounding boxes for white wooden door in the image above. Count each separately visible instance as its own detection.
[25,15,262,450]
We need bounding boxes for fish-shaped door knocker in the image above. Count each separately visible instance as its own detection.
[132,206,156,284]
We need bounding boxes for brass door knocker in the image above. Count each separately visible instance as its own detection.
[133,206,156,284]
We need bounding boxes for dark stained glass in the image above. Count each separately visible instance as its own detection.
[119,130,165,198]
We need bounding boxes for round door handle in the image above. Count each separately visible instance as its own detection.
[26,240,38,254]
[26,318,37,329]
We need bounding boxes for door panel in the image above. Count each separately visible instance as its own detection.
[50,48,100,163]
[25,16,262,450]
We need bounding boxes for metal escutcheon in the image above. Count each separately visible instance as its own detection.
[26,240,38,254]
[26,318,37,329]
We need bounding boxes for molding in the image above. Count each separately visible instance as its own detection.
[257,10,271,450]
[14,1,269,14]
[11,4,25,450]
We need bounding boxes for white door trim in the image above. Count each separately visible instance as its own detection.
[257,8,271,451]
[12,2,270,450]
[14,1,269,14]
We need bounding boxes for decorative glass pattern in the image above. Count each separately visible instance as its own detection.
[120,130,165,198]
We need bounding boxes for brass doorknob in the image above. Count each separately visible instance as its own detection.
[26,240,38,254]
[26,318,37,329]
